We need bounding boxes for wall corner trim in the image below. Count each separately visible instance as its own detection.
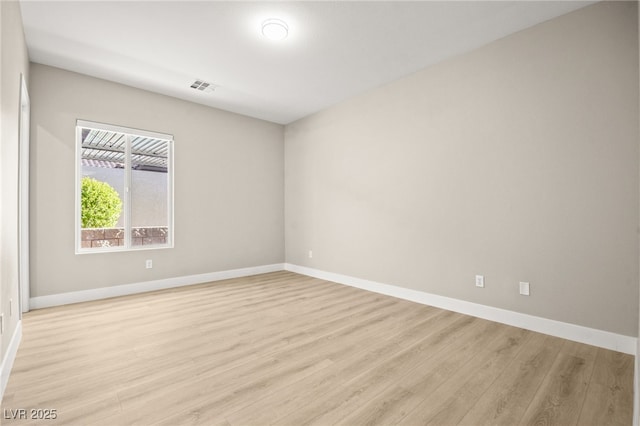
[0,321,22,404]
[29,263,285,310]
[284,263,637,355]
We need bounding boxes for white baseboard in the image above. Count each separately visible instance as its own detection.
[27,261,637,355]
[30,263,285,309]
[0,320,22,403]
[284,263,637,355]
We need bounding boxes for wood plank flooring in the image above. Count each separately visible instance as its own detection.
[1,271,634,425]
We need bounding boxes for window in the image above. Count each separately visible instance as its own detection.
[76,120,173,253]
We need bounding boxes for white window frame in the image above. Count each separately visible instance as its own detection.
[75,119,174,254]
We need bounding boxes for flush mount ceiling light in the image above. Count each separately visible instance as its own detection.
[262,18,288,41]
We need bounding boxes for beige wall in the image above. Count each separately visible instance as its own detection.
[1,0,29,358]
[636,1,639,422]
[30,64,284,297]
[285,1,639,336]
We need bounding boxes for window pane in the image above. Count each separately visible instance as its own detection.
[77,120,173,253]
[80,128,126,249]
[130,137,170,247]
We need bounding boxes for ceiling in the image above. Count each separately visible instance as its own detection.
[20,1,595,125]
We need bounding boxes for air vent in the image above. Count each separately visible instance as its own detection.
[190,79,217,93]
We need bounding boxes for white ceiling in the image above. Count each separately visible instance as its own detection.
[20,1,595,124]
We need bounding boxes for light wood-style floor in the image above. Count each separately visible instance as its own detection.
[1,271,633,425]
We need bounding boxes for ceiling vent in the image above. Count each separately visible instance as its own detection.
[190,79,216,93]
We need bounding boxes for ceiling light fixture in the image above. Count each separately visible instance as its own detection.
[262,18,288,41]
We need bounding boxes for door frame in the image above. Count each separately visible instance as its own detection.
[18,73,30,315]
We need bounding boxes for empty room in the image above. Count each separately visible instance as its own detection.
[1,0,639,424]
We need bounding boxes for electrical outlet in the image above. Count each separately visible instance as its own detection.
[146,259,153,269]
[9,299,12,317]
[308,250,313,259]
[475,275,484,288]
[519,282,530,296]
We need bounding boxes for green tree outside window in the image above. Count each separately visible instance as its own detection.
[81,177,122,228]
